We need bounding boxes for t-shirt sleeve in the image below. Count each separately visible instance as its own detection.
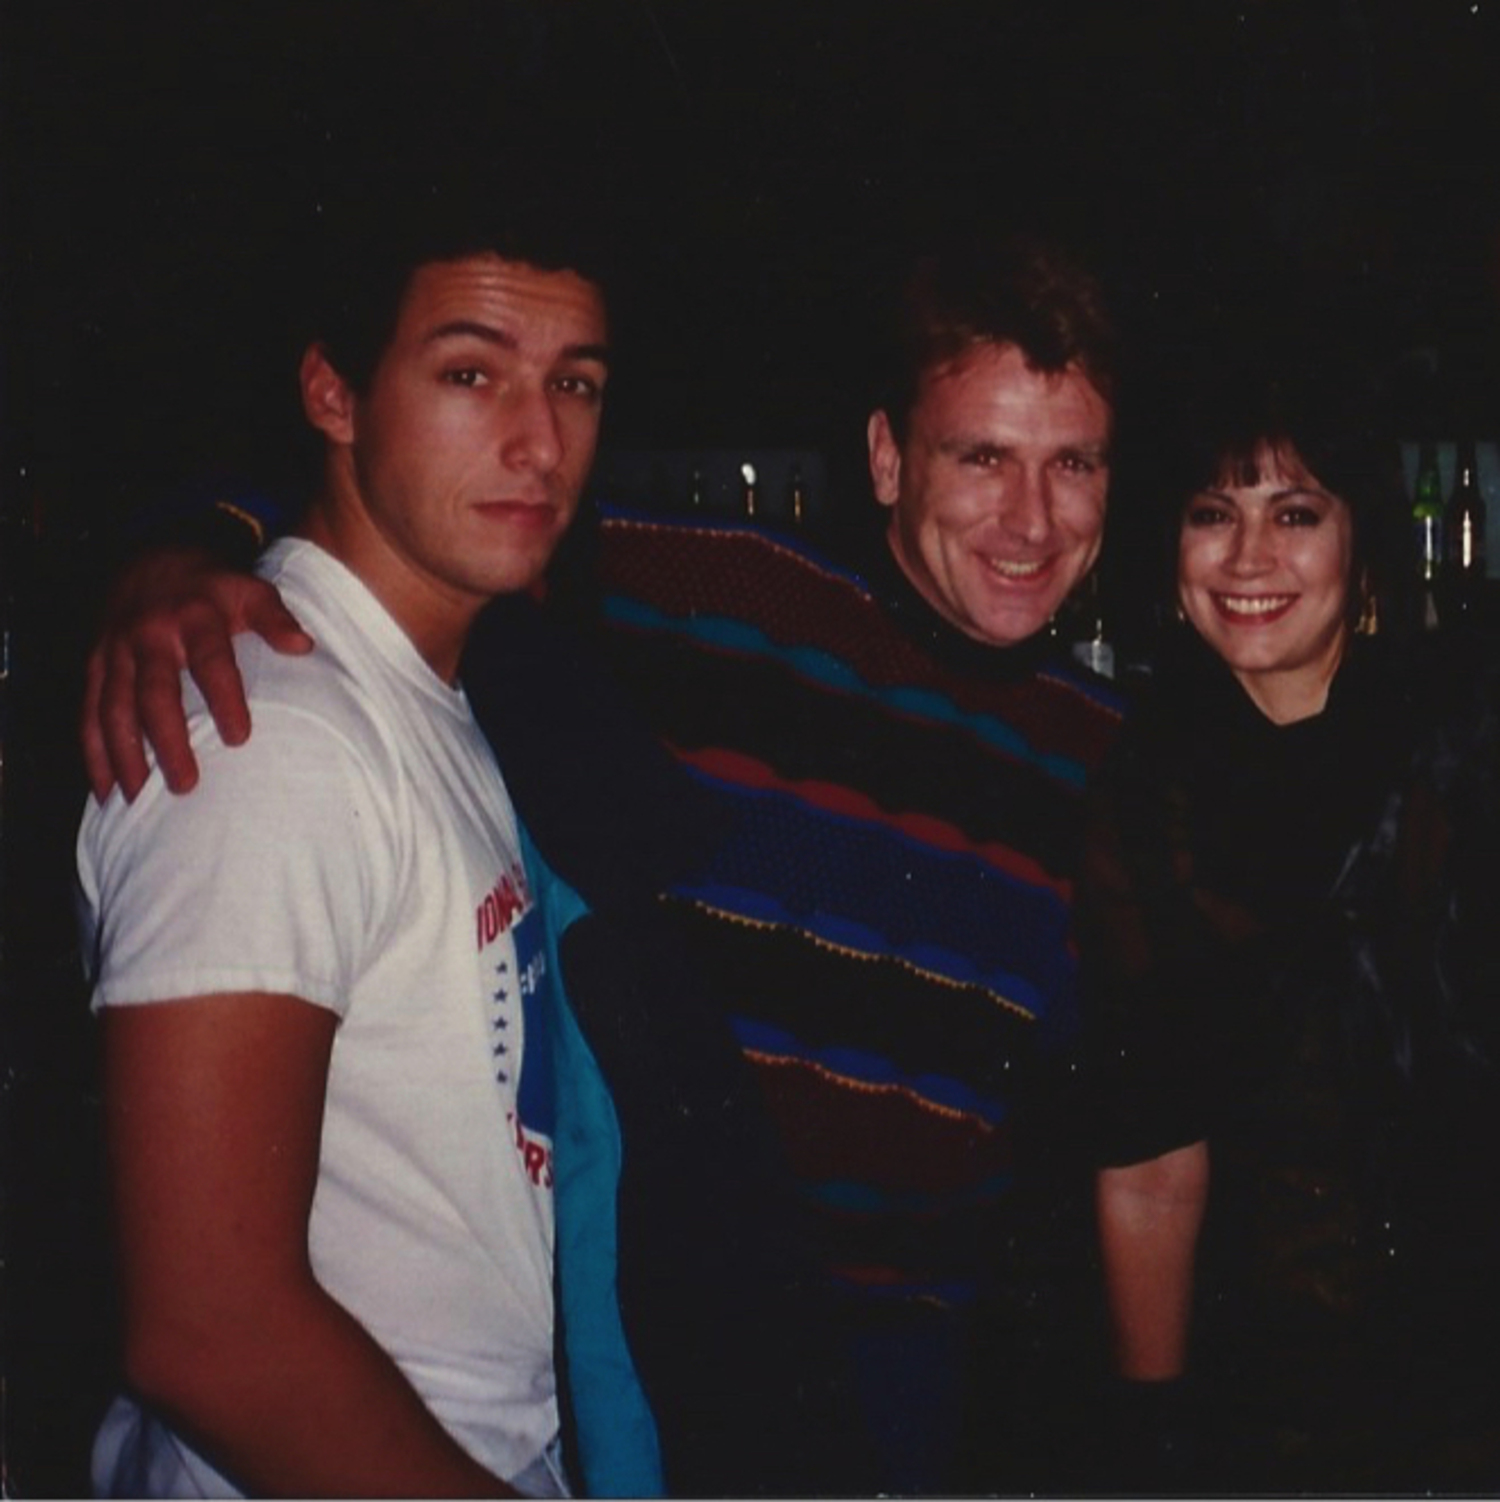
[78,692,399,1016]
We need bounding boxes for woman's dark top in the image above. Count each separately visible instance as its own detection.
[1082,628,1500,1491]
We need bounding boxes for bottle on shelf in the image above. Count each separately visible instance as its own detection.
[1061,570,1115,679]
[1443,436,1487,623]
[786,464,807,528]
[1411,438,1445,632]
[740,462,758,520]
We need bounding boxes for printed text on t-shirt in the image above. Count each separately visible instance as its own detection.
[476,867,531,950]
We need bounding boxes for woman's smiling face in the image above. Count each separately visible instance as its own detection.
[1178,443,1356,724]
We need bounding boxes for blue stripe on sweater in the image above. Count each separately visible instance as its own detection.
[603,593,1095,788]
[672,780,1076,1024]
[731,1016,1011,1126]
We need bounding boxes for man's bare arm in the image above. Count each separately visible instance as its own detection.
[1096,1140,1209,1381]
[82,547,313,802]
[104,993,514,1497]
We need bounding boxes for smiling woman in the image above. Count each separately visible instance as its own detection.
[1081,341,1500,1491]
[1176,444,1356,723]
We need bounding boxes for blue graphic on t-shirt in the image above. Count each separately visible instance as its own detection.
[511,904,556,1142]
[488,903,553,1191]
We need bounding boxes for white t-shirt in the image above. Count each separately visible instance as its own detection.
[78,538,561,1495]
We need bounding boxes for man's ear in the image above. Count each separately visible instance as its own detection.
[867,409,902,508]
[300,343,356,444]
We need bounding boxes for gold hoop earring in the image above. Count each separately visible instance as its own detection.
[1353,568,1378,636]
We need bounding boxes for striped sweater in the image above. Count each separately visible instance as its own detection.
[592,509,1127,1306]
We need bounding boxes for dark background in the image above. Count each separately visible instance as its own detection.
[8,0,1500,526]
[4,1,1500,1493]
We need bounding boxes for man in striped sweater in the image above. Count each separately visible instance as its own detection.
[577,238,1127,1490]
[83,235,1127,1493]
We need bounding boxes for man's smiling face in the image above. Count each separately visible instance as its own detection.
[868,340,1112,647]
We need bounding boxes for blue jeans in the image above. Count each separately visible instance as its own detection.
[845,1299,968,1495]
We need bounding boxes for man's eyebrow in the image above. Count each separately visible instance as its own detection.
[423,321,611,364]
[425,320,516,349]
[937,435,1010,456]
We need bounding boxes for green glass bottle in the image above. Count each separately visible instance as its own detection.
[1411,439,1444,630]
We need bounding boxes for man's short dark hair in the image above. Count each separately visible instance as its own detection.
[876,234,1119,443]
[307,151,621,394]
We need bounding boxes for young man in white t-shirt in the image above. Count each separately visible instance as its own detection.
[76,191,647,1497]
